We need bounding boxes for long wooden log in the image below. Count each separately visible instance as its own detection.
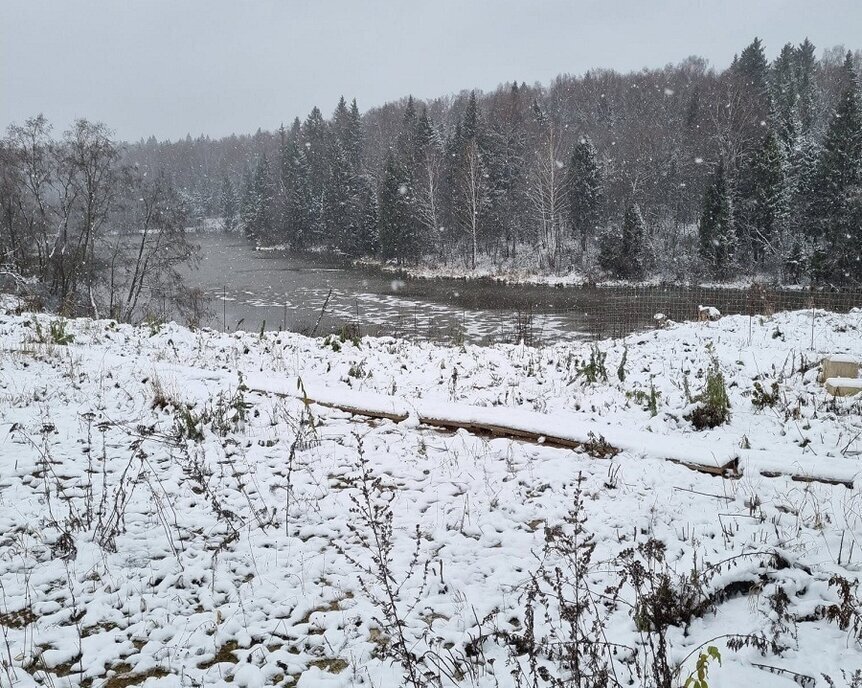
[245,377,853,489]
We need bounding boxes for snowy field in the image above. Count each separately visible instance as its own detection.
[1,304,862,687]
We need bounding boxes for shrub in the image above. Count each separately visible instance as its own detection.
[685,354,730,430]
[575,344,608,384]
[751,380,780,410]
[33,318,74,345]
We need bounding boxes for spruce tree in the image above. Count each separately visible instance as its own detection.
[348,174,379,257]
[699,160,736,278]
[238,165,256,238]
[736,37,770,100]
[598,203,647,279]
[621,203,647,279]
[346,99,363,171]
[220,176,237,231]
[809,52,862,282]
[302,106,329,244]
[246,155,276,241]
[568,136,603,254]
[771,43,799,146]
[282,118,312,250]
[378,153,416,263]
[745,128,788,264]
[794,38,818,133]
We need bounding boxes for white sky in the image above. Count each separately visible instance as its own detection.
[2,0,860,142]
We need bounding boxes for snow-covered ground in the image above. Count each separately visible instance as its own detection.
[360,257,792,291]
[1,305,861,687]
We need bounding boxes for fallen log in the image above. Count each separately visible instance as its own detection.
[243,374,856,489]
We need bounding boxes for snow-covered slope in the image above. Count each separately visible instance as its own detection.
[1,307,861,686]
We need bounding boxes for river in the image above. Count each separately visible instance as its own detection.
[185,233,858,344]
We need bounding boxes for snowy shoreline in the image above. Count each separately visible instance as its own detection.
[358,258,815,291]
[1,305,861,686]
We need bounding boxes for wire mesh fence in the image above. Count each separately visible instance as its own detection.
[384,285,862,348]
[579,285,862,341]
[209,282,862,350]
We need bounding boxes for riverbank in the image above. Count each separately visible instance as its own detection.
[359,256,808,291]
[1,303,861,686]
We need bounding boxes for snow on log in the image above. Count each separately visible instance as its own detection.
[245,376,856,487]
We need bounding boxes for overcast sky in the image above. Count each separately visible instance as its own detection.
[2,0,860,142]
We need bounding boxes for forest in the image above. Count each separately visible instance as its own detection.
[136,37,862,285]
[2,37,862,322]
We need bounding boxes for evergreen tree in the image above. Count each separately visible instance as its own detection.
[282,118,312,250]
[397,96,420,168]
[598,203,647,279]
[743,128,788,264]
[347,174,379,257]
[494,83,530,254]
[331,96,351,149]
[242,155,276,241]
[238,165,256,238]
[771,43,799,146]
[735,37,771,100]
[621,203,647,279]
[809,52,862,282]
[733,37,773,158]
[220,176,237,231]
[568,136,603,254]
[794,38,818,133]
[461,91,480,142]
[699,160,736,278]
[346,99,363,171]
[302,106,329,244]
[324,146,353,252]
[378,152,417,263]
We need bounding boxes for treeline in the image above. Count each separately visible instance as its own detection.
[0,117,202,321]
[121,38,862,285]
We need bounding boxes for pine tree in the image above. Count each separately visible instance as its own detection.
[809,52,862,282]
[220,176,237,231]
[699,160,736,278]
[568,136,603,254]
